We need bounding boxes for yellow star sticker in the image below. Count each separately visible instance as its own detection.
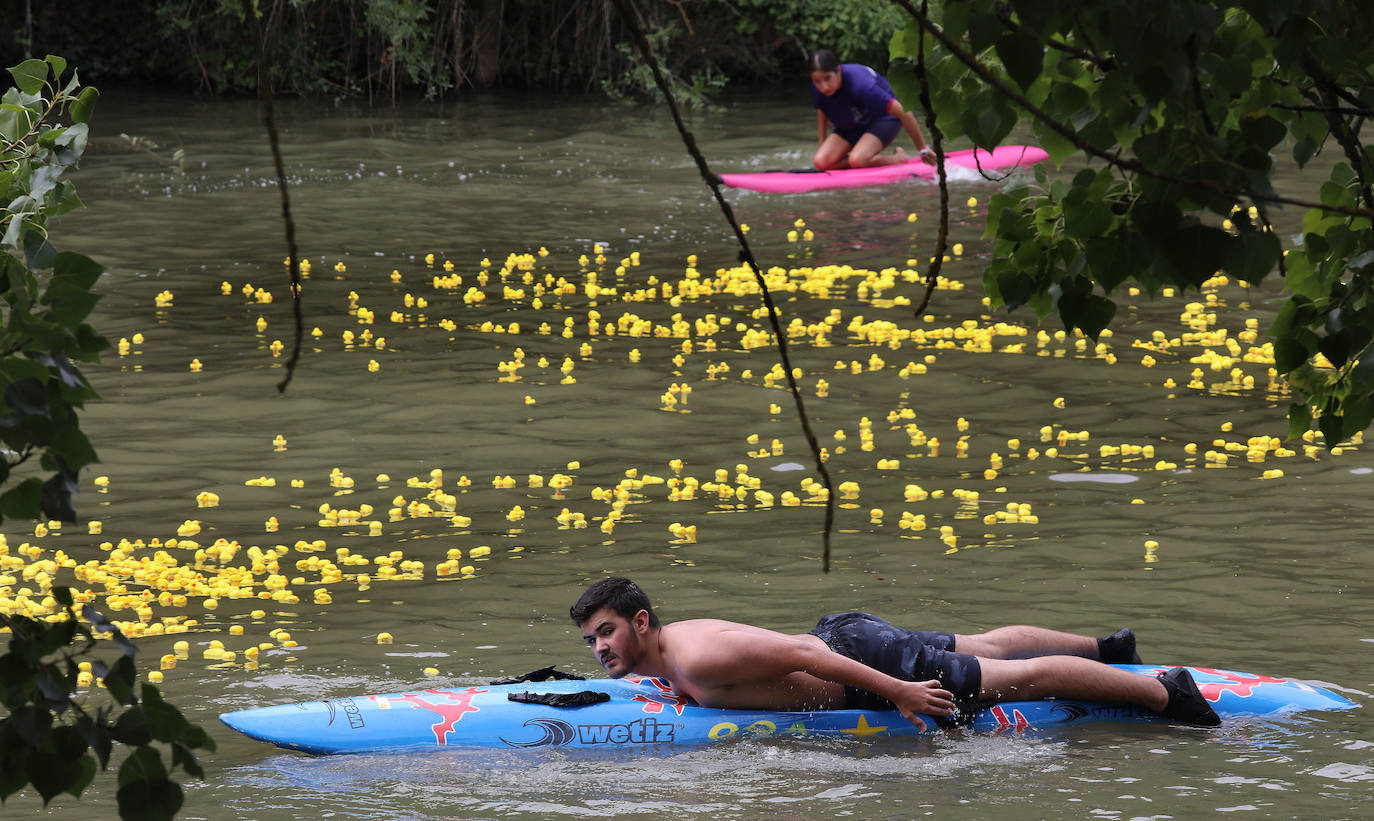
[841,714,888,737]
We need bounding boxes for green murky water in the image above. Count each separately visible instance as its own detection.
[6,87,1371,819]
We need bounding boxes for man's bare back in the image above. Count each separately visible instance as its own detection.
[657,619,847,710]
[570,577,1221,729]
[577,602,957,728]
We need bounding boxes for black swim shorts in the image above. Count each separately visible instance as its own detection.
[809,611,983,710]
[833,115,902,149]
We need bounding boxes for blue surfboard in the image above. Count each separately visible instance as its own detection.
[219,665,1358,754]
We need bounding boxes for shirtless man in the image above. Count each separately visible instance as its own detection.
[570,577,1220,729]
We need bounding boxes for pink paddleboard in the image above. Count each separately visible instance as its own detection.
[717,144,1049,194]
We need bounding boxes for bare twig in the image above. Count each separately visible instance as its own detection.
[911,0,949,320]
[608,0,838,571]
[241,0,305,393]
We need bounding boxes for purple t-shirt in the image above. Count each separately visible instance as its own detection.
[812,64,895,130]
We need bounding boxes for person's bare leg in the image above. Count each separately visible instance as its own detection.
[813,133,854,170]
[847,133,908,168]
[977,656,1220,725]
[955,626,1101,660]
[978,656,1166,709]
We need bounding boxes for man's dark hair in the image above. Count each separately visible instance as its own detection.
[570,577,660,628]
[809,48,840,73]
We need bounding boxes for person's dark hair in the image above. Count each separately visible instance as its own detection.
[809,49,840,73]
[570,577,660,628]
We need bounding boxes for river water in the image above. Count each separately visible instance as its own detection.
[7,87,1372,819]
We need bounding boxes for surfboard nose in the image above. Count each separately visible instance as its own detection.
[219,702,322,748]
[219,706,280,741]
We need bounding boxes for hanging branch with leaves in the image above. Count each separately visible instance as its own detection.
[887,0,1374,444]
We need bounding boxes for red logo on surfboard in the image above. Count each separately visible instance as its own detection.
[990,704,1031,731]
[391,688,487,745]
[1188,668,1287,701]
[625,677,690,716]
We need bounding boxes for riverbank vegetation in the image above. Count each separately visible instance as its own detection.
[3,0,903,100]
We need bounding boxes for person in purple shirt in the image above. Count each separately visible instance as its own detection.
[809,49,935,171]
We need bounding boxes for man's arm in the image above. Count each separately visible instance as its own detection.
[817,109,829,146]
[680,627,956,730]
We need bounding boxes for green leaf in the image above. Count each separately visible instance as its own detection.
[43,280,102,326]
[11,704,54,747]
[41,471,78,523]
[961,94,1017,149]
[1084,232,1148,292]
[1341,393,1374,441]
[141,686,190,744]
[50,252,102,291]
[170,741,204,779]
[1292,134,1320,167]
[1223,229,1281,283]
[24,750,87,804]
[1161,224,1232,287]
[34,667,69,702]
[1274,337,1311,373]
[1239,114,1286,152]
[995,30,1045,91]
[4,377,49,417]
[992,267,1040,311]
[1056,281,1117,339]
[70,87,99,125]
[1063,193,1115,239]
[8,59,49,96]
[43,55,68,80]
[104,655,139,705]
[938,3,970,40]
[76,709,114,769]
[48,425,98,472]
[1320,409,1344,445]
[82,603,135,656]
[112,709,152,747]
[23,232,57,271]
[991,205,1035,242]
[966,7,1003,52]
[1318,329,1351,368]
[117,776,183,821]
[117,745,168,788]
[1033,118,1078,164]
[0,477,44,520]
[53,585,74,607]
[1287,402,1312,440]
[0,746,29,800]
[886,60,919,113]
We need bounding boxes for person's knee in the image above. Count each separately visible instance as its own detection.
[813,151,840,171]
[961,627,1023,659]
[847,152,875,168]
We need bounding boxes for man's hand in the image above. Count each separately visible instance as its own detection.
[918,147,937,166]
[891,678,956,731]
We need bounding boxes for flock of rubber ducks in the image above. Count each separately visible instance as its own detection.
[0,216,1361,688]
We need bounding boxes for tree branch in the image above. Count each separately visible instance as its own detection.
[1300,53,1374,212]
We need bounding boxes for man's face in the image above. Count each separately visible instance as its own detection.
[580,605,645,679]
[810,69,841,97]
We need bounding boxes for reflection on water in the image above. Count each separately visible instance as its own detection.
[3,88,1370,818]
[222,734,1049,820]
